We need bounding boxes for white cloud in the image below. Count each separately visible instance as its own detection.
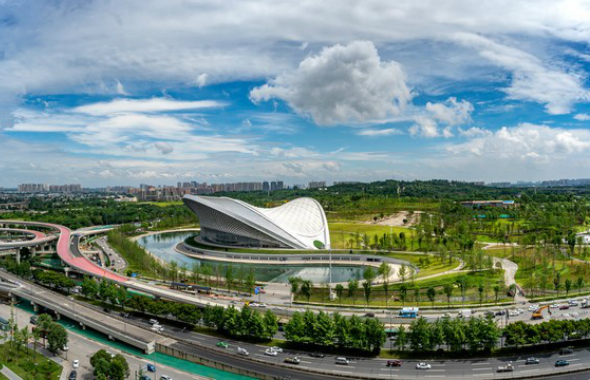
[74,98,224,116]
[448,123,590,160]
[357,128,403,137]
[459,126,491,137]
[195,74,209,88]
[574,113,590,121]
[410,97,473,138]
[454,33,589,115]
[153,141,174,155]
[250,41,411,125]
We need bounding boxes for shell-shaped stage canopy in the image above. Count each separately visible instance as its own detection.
[182,195,330,250]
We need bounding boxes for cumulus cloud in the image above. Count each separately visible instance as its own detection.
[454,33,590,115]
[448,123,590,161]
[250,41,411,125]
[357,128,403,137]
[410,97,473,138]
[195,74,209,88]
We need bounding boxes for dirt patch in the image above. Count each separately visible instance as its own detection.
[364,211,423,226]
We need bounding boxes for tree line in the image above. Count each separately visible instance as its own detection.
[284,310,386,354]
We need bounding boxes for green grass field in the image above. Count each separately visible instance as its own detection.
[328,222,415,249]
[0,343,62,380]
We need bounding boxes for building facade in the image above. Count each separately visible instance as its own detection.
[182,195,330,250]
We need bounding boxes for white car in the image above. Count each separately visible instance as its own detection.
[72,360,79,369]
[264,348,278,357]
[550,304,560,309]
[528,305,539,312]
[269,346,283,353]
[569,300,579,306]
[237,347,249,356]
[416,363,431,370]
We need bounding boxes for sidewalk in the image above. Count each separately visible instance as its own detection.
[0,366,21,380]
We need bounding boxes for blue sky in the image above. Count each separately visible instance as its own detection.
[1,1,590,187]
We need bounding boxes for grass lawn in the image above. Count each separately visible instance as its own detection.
[0,343,62,380]
[328,222,416,249]
[385,253,459,278]
[140,201,183,207]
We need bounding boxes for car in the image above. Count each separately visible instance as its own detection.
[555,360,570,367]
[335,357,349,365]
[559,347,574,355]
[68,371,77,380]
[550,303,560,309]
[149,319,159,325]
[120,312,130,318]
[72,360,79,369]
[495,310,506,316]
[264,348,278,357]
[159,376,172,380]
[102,308,111,313]
[364,313,375,318]
[216,341,229,349]
[525,357,539,365]
[386,360,402,367]
[269,346,283,353]
[147,364,156,372]
[559,304,570,310]
[416,362,431,370]
[237,347,249,356]
[151,325,164,332]
[568,300,579,306]
[30,316,38,325]
[284,357,301,365]
[528,305,539,312]
[139,376,151,380]
[309,352,325,358]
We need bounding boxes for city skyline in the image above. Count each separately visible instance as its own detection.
[1,1,590,187]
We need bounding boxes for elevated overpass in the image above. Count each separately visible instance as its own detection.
[0,270,164,354]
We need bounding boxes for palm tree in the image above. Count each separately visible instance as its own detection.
[300,280,313,303]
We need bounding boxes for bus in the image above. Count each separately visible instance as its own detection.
[398,307,419,318]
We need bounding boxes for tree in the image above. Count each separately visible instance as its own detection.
[20,326,31,357]
[362,281,371,306]
[245,270,256,295]
[455,277,467,305]
[81,276,99,299]
[37,313,53,348]
[493,284,501,304]
[443,284,454,307]
[288,277,302,305]
[378,262,392,306]
[111,354,130,380]
[300,280,313,303]
[398,264,408,283]
[427,287,436,307]
[347,279,359,305]
[395,325,407,351]
[262,310,279,340]
[399,283,408,306]
[47,322,68,354]
[363,267,376,284]
[478,283,485,306]
[565,278,572,296]
[335,284,345,305]
[225,265,235,292]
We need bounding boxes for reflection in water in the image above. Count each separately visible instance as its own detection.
[138,231,366,283]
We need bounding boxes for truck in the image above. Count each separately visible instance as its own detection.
[497,363,514,372]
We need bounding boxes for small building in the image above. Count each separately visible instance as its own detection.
[460,200,516,209]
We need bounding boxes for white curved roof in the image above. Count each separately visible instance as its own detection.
[183,195,330,249]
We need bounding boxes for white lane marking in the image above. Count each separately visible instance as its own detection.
[472,362,490,366]
[424,376,445,378]
[472,368,492,371]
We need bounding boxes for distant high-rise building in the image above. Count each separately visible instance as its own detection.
[309,181,326,189]
[277,181,284,190]
[263,181,270,191]
[270,181,277,191]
